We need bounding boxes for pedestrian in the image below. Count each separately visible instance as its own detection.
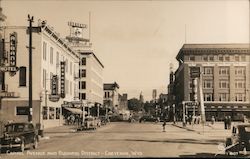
[224,116,228,130]
[211,116,215,125]
[228,116,232,129]
[162,120,166,132]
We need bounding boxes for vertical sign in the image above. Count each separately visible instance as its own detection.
[51,75,58,95]
[60,62,65,98]
[9,32,17,76]
[9,32,17,67]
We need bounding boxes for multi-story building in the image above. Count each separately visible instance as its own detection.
[0,23,79,128]
[119,93,128,111]
[78,51,104,116]
[104,82,120,113]
[174,44,250,121]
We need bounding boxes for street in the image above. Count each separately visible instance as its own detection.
[1,122,246,158]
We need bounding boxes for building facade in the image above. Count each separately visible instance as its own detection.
[78,52,104,116]
[104,82,120,113]
[0,23,79,128]
[174,44,250,121]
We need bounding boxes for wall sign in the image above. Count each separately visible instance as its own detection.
[9,32,18,76]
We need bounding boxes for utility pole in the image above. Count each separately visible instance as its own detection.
[28,15,34,123]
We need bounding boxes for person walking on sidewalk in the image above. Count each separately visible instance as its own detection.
[224,116,228,130]
[162,120,166,132]
[228,116,232,129]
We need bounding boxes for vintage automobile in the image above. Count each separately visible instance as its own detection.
[139,115,159,123]
[225,124,250,155]
[0,122,39,152]
[84,117,98,130]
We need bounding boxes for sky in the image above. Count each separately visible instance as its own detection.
[1,0,249,101]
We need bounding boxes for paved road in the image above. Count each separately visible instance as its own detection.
[0,122,247,158]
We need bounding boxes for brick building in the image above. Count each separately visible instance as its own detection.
[173,44,250,121]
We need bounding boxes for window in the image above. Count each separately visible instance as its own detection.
[19,67,26,86]
[49,107,55,120]
[50,47,53,64]
[225,55,230,61]
[203,56,208,61]
[241,55,246,61]
[79,69,86,78]
[43,69,46,88]
[219,93,229,101]
[65,80,69,94]
[189,93,194,101]
[219,80,229,88]
[81,81,86,89]
[189,80,193,89]
[65,59,68,73]
[235,93,245,102]
[189,56,195,61]
[203,67,213,75]
[43,107,48,120]
[235,67,246,76]
[235,80,245,89]
[203,80,213,88]
[70,62,72,75]
[218,55,223,61]
[235,55,240,62]
[43,42,47,60]
[209,56,214,61]
[79,93,86,100]
[70,81,72,95]
[81,57,86,65]
[204,93,213,101]
[56,108,60,119]
[56,52,59,67]
[219,67,229,75]
[16,107,29,115]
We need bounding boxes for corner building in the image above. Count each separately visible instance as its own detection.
[1,24,79,128]
[174,44,250,121]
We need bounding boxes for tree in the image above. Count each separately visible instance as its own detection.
[128,98,143,112]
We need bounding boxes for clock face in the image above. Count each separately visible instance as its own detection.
[73,27,82,38]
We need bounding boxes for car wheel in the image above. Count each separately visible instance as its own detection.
[20,140,25,152]
[33,137,38,149]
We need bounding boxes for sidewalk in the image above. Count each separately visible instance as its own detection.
[172,122,230,135]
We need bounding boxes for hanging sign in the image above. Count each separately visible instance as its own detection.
[60,62,65,98]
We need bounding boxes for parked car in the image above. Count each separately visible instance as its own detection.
[99,116,109,125]
[0,122,39,152]
[139,115,158,122]
[84,117,97,130]
[225,124,250,155]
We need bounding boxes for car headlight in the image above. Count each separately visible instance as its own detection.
[14,137,21,143]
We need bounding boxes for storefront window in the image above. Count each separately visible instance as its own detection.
[43,107,48,120]
[49,107,55,120]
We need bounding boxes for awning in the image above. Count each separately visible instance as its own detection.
[63,107,86,114]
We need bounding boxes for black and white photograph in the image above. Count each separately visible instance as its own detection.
[0,0,250,158]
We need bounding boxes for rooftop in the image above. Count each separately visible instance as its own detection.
[182,43,250,49]
[104,82,120,90]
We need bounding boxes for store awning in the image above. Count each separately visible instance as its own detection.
[63,107,86,114]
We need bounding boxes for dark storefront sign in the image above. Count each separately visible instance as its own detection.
[60,62,65,98]
[16,106,29,115]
